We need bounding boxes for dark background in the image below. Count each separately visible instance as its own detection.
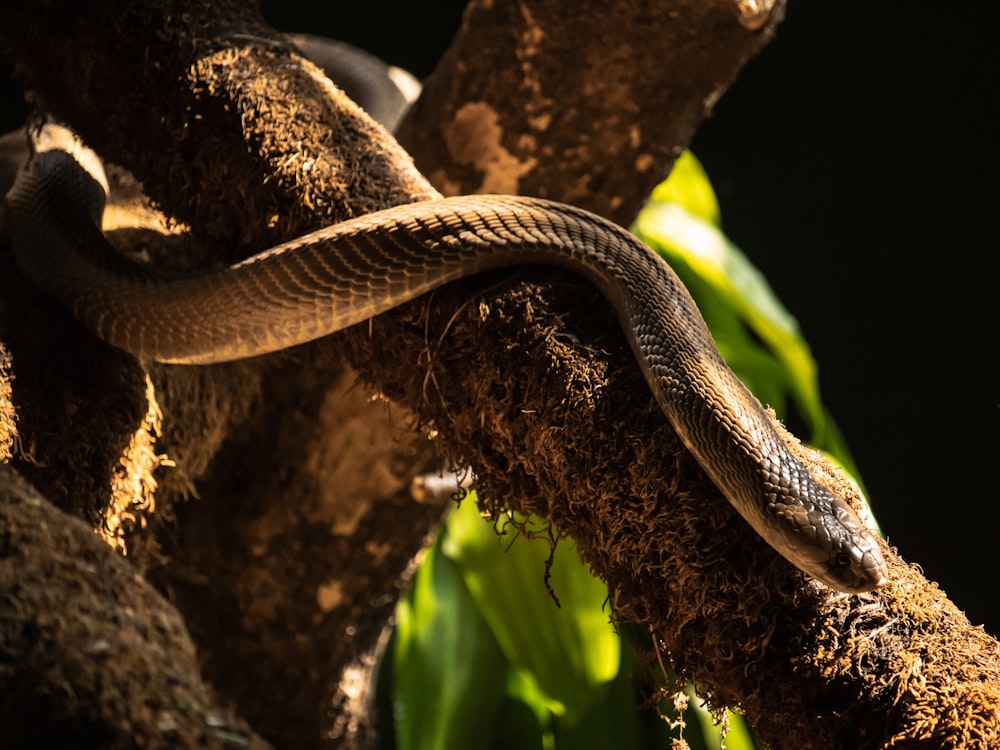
[2,1,996,633]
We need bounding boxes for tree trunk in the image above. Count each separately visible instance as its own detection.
[0,1,997,749]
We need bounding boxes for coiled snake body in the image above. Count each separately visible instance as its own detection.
[3,127,888,593]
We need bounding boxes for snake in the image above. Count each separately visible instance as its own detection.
[0,43,888,594]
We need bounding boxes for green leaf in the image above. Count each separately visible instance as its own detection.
[685,689,758,750]
[632,187,858,475]
[442,498,620,725]
[393,532,510,750]
[487,694,547,750]
[550,661,641,750]
[649,151,722,226]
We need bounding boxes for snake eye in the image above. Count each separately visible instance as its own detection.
[834,552,852,570]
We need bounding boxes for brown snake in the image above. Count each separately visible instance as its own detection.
[2,126,887,594]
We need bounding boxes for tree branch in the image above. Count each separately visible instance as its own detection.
[1,1,997,749]
[398,0,780,222]
[1,2,445,746]
[0,466,275,749]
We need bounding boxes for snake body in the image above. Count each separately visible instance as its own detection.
[3,130,888,593]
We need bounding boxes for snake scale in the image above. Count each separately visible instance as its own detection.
[2,123,888,594]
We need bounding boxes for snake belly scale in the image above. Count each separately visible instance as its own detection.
[4,135,888,593]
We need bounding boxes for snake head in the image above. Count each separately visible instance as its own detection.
[819,524,888,594]
[774,492,889,594]
[6,124,109,238]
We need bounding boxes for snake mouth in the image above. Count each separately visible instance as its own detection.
[775,533,887,593]
[762,482,888,593]
[824,560,877,593]
[818,547,888,594]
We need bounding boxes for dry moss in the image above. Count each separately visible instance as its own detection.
[339,265,1000,748]
[0,343,14,461]
[1,1,997,748]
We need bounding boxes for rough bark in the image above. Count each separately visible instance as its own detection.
[0,1,997,749]
[0,465,275,750]
[397,0,773,223]
[0,2,444,747]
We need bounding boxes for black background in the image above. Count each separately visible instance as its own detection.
[2,1,996,633]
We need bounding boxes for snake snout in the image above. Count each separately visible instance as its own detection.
[767,488,888,593]
[823,539,888,594]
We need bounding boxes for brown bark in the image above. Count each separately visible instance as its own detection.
[0,465,275,749]
[1,1,997,749]
[397,0,770,223]
[0,2,444,747]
